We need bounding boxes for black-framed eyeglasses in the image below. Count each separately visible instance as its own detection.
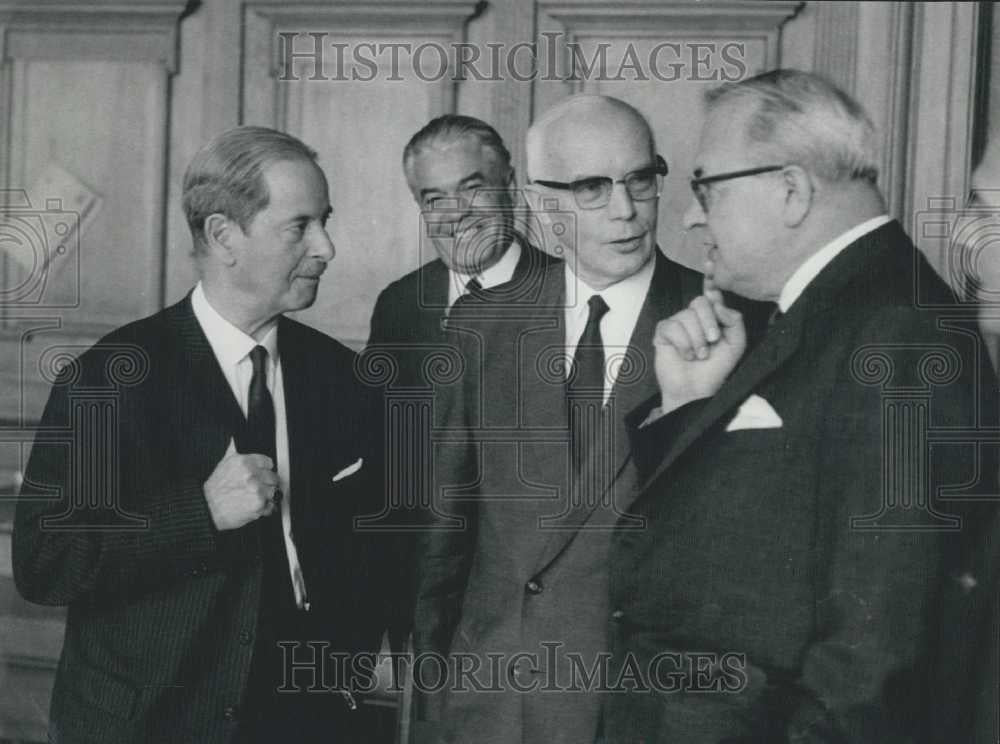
[531,155,668,210]
[690,164,785,212]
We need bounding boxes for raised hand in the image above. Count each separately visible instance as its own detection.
[204,441,279,530]
[653,284,746,415]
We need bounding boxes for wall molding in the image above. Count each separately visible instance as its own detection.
[906,2,981,282]
[242,0,482,126]
[811,1,858,94]
[0,0,188,72]
[537,0,802,97]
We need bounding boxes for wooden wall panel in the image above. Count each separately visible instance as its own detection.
[287,66,445,346]
[534,1,801,269]
[7,59,167,328]
[241,1,484,348]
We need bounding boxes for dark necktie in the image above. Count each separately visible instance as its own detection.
[246,346,294,610]
[569,295,609,394]
[465,276,483,297]
[242,345,296,723]
[247,346,276,463]
[568,295,610,484]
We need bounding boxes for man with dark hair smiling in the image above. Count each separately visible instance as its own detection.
[14,126,388,744]
[366,115,553,652]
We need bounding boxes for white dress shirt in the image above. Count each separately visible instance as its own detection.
[778,215,892,312]
[447,241,522,307]
[191,282,309,609]
[564,256,656,404]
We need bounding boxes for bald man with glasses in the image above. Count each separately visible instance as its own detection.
[411,95,759,744]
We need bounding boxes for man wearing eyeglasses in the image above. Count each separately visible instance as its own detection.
[412,95,707,744]
[605,69,1000,742]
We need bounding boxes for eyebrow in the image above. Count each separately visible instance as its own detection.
[284,206,332,225]
[566,161,659,183]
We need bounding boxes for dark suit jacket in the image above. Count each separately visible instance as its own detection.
[13,295,388,744]
[365,243,554,650]
[412,250,705,744]
[367,243,554,387]
[612,221,1000,743]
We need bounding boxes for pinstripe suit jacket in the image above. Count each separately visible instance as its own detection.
[13,294,388,743]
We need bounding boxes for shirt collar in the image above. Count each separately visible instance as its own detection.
[191,282,279,368]
[448,241,522,306]
[564,252,656,317]
[778,215,892,313]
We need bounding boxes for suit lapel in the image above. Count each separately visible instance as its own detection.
[636,309,805,496]
[419,260,450,341]
[633,223,903,496]
[517,262,570,486]
[604,252,687,484]
[277,319,322,531]
[531,252,685,573]
[163,295,246,457]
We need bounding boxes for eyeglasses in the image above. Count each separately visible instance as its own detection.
[531,155,668,210]
[689,164,785,212]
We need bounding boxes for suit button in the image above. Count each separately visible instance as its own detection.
[611,609,625,621]
[238,630,252,645]
[223,705,238,722]
[525,579,543,595]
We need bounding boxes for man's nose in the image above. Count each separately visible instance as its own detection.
[682,197,706,230]
[312,227,335,261]
[606,181,637,220]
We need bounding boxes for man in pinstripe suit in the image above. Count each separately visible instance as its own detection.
[14,126,390,743]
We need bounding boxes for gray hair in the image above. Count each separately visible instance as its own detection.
[182,126,319,254]
[706,69,879,184]
[402,114,511,174]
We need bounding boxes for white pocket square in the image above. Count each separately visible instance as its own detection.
[725,394,783,432]
[331,458,363,482]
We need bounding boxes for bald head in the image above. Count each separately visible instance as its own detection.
[524,94,661,290]
[526,95,655,181]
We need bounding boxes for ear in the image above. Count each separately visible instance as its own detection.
[521,183,538,208]
[203,213,239,267]
[522,184,573,260]
[780,165,813,227]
